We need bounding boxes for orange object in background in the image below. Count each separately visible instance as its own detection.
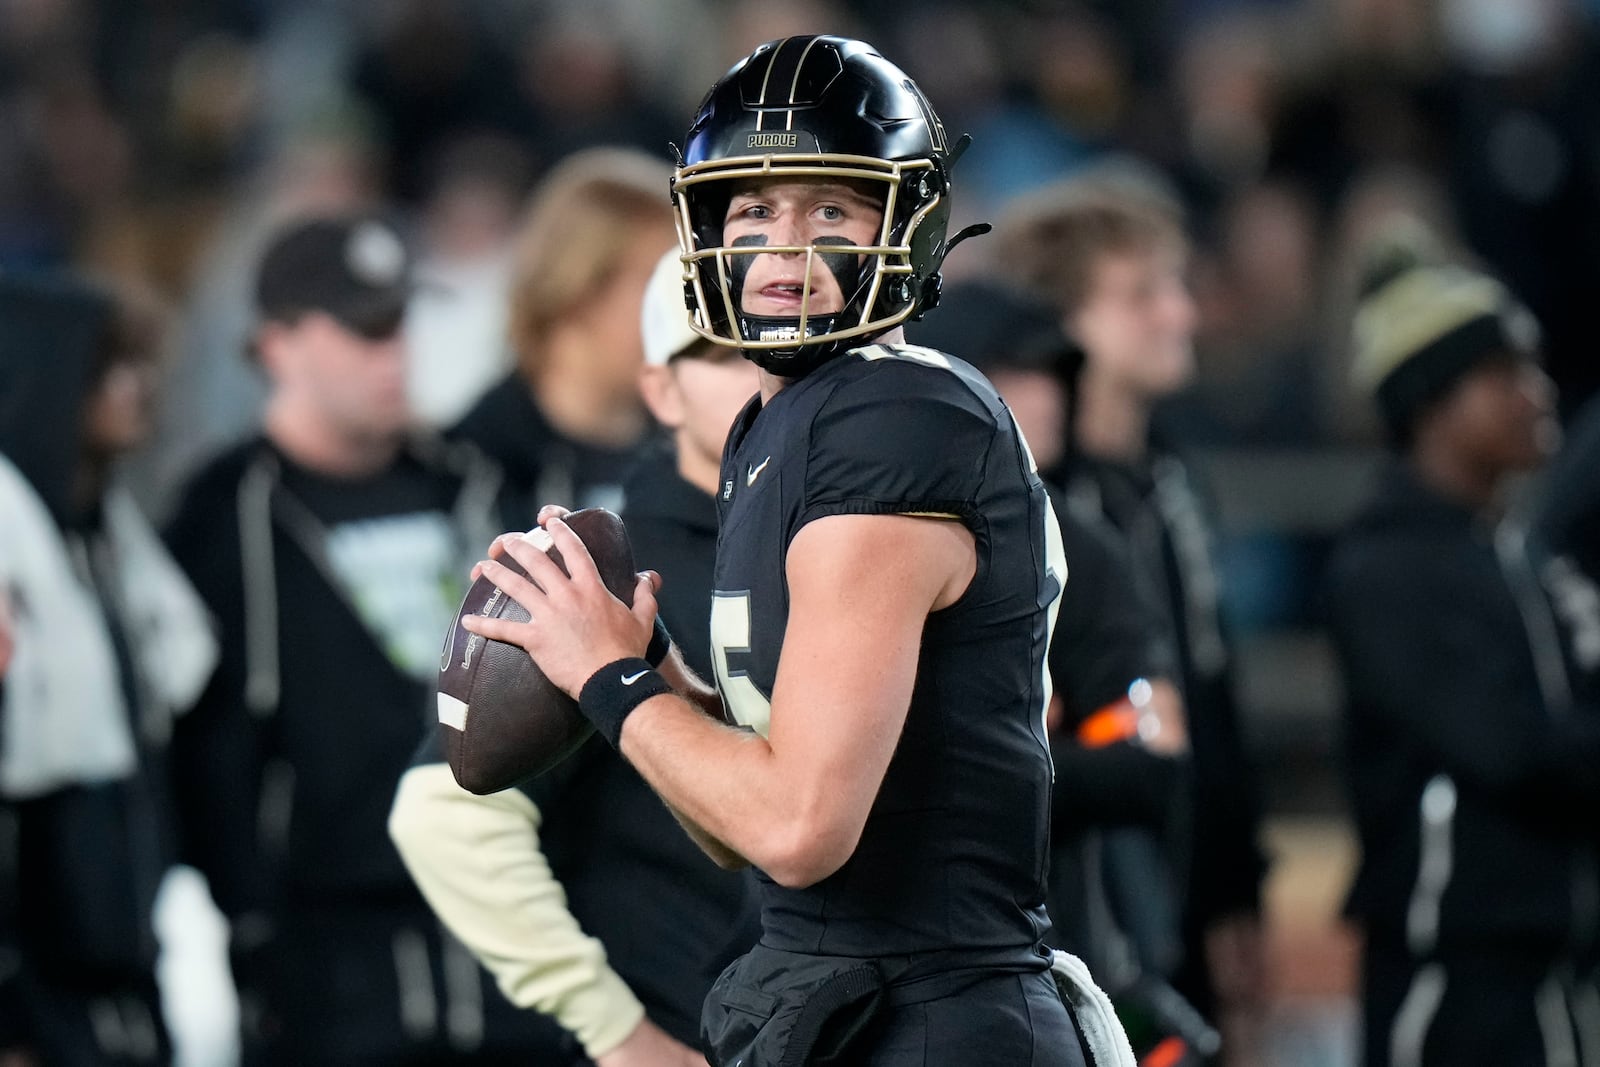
[1077,697,1141,748]
[1141,1036,1189,1067]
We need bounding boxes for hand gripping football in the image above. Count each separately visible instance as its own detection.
[437,508,639,794]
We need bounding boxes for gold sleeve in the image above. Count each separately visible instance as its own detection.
[388,762,645,1059]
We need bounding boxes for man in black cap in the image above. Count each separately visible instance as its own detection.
[164,215,555,1065]
[994,175,1269,1058]
[1326,224,1600,1067]
[909,282,1216,1063]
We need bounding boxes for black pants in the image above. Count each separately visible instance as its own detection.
[864,969,1089,1066]
[1362,939,1600,1067]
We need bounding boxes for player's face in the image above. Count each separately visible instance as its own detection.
[1435,354,1560,475]
[721,178,885,318]
[275,312,411,443]
[1069,244,1197,402]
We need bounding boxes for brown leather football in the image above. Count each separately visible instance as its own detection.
[437,508,639,794]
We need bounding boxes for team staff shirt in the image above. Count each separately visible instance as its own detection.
[712,344,1066,965]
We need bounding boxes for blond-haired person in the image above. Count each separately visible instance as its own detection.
[449,147,676,525]
[391,252,763,1067]
[996,171,1270,1061]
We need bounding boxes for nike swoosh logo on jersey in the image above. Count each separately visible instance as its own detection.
[746,456,772,486]
[620,670,649,685]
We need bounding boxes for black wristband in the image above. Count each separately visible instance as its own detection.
[579,657,672,748]
[645,616,673,668]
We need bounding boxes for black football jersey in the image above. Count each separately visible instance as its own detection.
[711,343,1067,963]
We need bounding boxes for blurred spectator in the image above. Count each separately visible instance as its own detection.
[162,215,552,1065]
[1171,10,1285,199]
[1537,391,1600,601]
[1434,1,1600,415]
[1326,222,1600,1067]
[1265,0,1443,220]
[1170,178,1331,446]
[910,281,1213,1062]
[718,0,865,67]
[129,116,386,520]
[994,170,1270,1064]
[892,6,1095,229]
[0,57,134,271]
[449,147,674,526]
[0,276,217,1066]
[404,133,535,428]
[390,251,762,1067]
[506,10,680,169]
[349,0,526,204]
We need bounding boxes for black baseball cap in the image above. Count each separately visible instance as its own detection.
[254,215,414,339]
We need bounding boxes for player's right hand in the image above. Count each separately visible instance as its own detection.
[594,1018,709,1067]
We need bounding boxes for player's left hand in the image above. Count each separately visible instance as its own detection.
[467,505,577,583]
[462,515,662,698]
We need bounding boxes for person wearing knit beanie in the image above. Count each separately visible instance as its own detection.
[1350,222,1547,452]
[1326,221,1600,1067]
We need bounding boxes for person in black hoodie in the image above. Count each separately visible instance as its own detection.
[390,250,762,1066]
[164,215,556,1066]
[1325,222,1600,1067]
[0,280,216,1066]
[994,170,1269,1061]
[909,280,1218,1062]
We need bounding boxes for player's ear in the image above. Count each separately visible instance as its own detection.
[638,364,685,430]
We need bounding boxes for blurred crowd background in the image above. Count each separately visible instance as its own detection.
[4,0,1600,1063]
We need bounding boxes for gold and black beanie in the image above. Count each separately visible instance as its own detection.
[1351,222,1539,442]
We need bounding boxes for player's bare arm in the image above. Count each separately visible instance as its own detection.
[464,510,974,887]
[641,644,747,870]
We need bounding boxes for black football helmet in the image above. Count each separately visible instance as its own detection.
[672,35,977,378]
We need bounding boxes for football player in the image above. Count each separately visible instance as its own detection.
[465,35,1121,1066]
